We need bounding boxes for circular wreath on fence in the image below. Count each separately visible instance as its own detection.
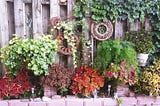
[91,20,113,41]
[56,34,79,55]
[50,17,61,27]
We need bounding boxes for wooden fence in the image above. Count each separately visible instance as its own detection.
[0,0,151,77]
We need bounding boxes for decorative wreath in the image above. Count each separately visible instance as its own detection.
[50,17,61,27]
[56,34,79,55]
[91,20,113,41]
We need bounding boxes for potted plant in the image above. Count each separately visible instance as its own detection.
[40,63,74,98]
[132,59,160,96]
[124,30,155,66]
[0,35,58,76]
[70,66,104,97]
[0,68,32,99]
[94,40,139,72]
[105,60,138,97]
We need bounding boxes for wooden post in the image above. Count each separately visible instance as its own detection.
[115,19,126,39]
[129,20,142,31]
[50,0,60,64]
[83,15,91,66]
[25,3,33,38]
[145,17,152,31]
[0,0,9,76]
[32,0,43,39]
[14,0,25,37]
[67,0,75,68]
[50,0,60,17]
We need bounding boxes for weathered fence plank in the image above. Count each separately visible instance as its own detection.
[145,17,152,31]
[130,20,142,31]
[14,0,25,37]
[50,0,60,18]
[42,4,50,34]
[67,0,75,68]
[25,3,32,38]
[7,1,15,39]
[50,0,60,64]
[115,19,126,39]
[32,0,43,38]
[0,0,9,77]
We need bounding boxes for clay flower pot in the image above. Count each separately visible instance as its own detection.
[43,85,57,98]
[60,0,67,3]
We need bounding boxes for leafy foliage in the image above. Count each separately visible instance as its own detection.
[0,68,32,99]
[0,35,58,76]
[70,66,104,96]
[40,64,74,90]
[133,60,160,96]
[94,40,139,72]
[124,30,154,53]
[51,21,79,68]
[105,60,138,86]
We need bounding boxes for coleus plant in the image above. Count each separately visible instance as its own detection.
[0,68,32,99]
[70,66,104,96]
[105,60,138,86]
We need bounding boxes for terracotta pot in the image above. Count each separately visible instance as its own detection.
[60,0,67,3]
[116,85,129,97]
[43,85,57,98]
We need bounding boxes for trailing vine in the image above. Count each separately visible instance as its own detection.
[73,0,160,60]
[51,21,79,68]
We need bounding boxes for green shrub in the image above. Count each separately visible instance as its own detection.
[0,35,58,76]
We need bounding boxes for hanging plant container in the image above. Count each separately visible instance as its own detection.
[56,34,79,55]
[137,53,149,67]
[91,20,113,41]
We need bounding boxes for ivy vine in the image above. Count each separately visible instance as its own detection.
[74,0,160,60]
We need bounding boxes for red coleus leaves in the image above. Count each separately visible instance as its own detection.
[70,66,104,96]
[0,68,32,99]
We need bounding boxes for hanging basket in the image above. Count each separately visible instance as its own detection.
[56,34,79,55]
[91,20,113,41]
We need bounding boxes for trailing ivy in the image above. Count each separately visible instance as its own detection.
[74,0,160,60]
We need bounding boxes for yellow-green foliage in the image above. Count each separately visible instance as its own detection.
[133,59,160,96]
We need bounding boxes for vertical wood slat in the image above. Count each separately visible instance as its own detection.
[7,1,15,39]
[42,4,50,34]
[130,20,142,31]
[0,0,9,76]
[67,0,75,68]
[25,3,32,38]
[50,0,60,18]
[0,0,9,47]
[32,0,43,39]
[145,17,152,31]
[50,0,60,64]
[14,0,25,37]
[115,19,125,39]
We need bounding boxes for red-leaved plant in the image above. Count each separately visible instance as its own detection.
[70,66,104,96]
[105,60,138,86]
[0,68,32,99]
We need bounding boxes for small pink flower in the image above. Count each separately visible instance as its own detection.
[130,67,135,76]
[120,60,126,67]
[106,71,113,77]
[113,72,118,78]
[129,77,134,85]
